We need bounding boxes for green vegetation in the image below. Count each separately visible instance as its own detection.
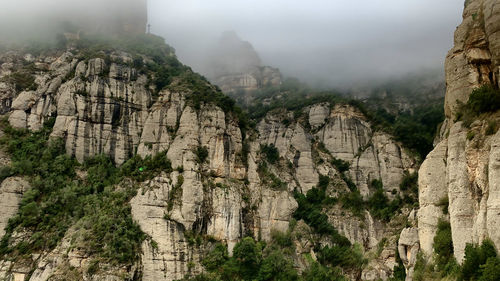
[486,120,498,135]
[433,220,455,272]
[466,85,500,115]
[399,171,419,206]
[292,176,366,277]
[456,85,500,128]
[181,233,298,281]
[413,221,500,281]
[461,240,499,281]
[257,163,287,190]
[260,144,280,164]
[195,146,209,164]
[338,178,406,221]
[0,120,172,268]
[331,158,350,173]
[2,71,36,92]
[182,226,361,281]
[367,180,402,222]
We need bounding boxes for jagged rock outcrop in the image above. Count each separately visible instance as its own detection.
[313,104,416,197]
[444,0,500,118]
[414,0,500,265]
[0,44,416,280]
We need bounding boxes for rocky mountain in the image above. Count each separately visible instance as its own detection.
[201,31,282,94]
[399,0,500,280]
[2,1,498,280]
[0,33,420,281]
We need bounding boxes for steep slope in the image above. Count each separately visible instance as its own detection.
[0,35,418,281]
[404,0,500,280]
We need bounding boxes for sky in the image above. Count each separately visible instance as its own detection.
[0,0,464,88]
[148,0,464,87]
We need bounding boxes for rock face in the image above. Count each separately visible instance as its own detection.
[313,104,415,197]
[202,31,282,93]
[444,0,499,118]
[0,177,30,238]
[0,46,416,280]
[414,0,500,265]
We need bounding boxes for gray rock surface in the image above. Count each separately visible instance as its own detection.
[415,0,500,264]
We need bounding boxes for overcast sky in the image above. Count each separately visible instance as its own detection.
[0,0,464,88]
[149,0,464,87]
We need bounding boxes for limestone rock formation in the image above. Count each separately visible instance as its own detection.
[0,42,416,280]
[0,177,30,238]
[414,0,500,264]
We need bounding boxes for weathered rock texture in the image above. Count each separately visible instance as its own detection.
[0,46,415,281]
[414,0,500,265]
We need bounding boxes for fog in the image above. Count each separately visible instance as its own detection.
[0,0,146,43]
[149,0,464,87]
[0,0,463,88]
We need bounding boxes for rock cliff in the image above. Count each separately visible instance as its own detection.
[0,37,417,280]
[403,0,500,279]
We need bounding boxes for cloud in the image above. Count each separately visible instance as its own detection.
[0,0,146,43]
[149,0,464,86]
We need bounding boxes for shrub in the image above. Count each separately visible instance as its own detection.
[258,249,298,281]
[260,144,280,164]
[257,163,287,190]
[0,166,13,182]
[467,85,500,115]
[202,243,228,271]
[4,71,36,92]
[331,158,350,173]
[467,130,475,140]
[485,121,498,136]
[339,190,365,218]
[461,240,498,281]
[478,257,500,281]
[433,220,453,271]
[195,146,209,164]
[301,261,348,281]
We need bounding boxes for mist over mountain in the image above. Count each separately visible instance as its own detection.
[0,0,146,44]
[149,0,463,88]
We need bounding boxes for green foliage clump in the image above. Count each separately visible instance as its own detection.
[467,85,500,115]
[185,234,299,281]
[433,220,454,272]
[318,243,366,271]
[331,158,350,173]
[478,257,500,281]
[339,190,365,218]
[260,144,280,164]
[366,180,402,222]
[2,71,36,92]
[485,120,498,136]
[460,240,499,281]
[399,171,418,205]
[195,146,209,164]
[293,176,342,237]
[119,150,173,182]
[456,86,500,128]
